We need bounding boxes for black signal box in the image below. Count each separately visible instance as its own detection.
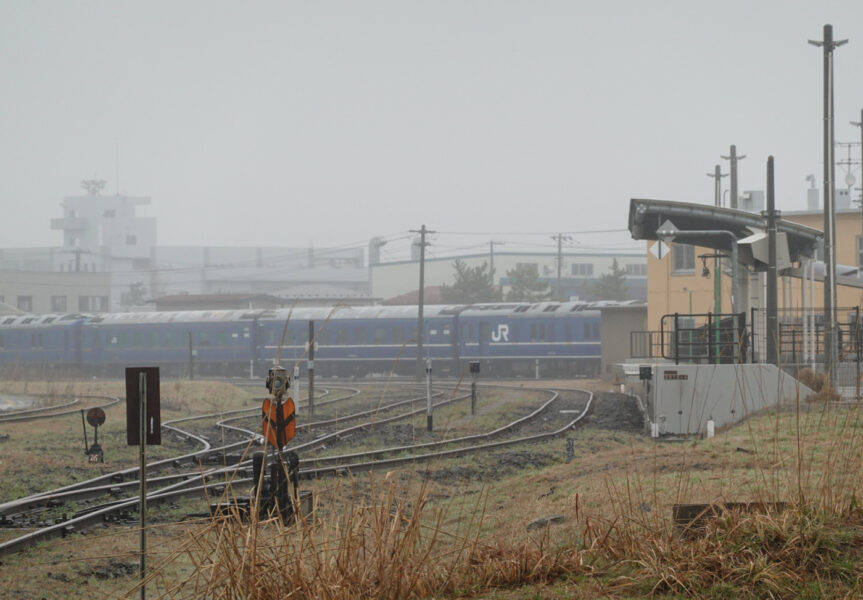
[639,366,652,381]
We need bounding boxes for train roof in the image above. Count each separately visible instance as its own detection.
[0,300,644,328]
[0,313,87,328]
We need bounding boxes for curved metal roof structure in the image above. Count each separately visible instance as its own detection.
[628,198,822,261]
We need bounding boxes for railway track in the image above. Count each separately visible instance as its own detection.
[0,384,593,558]
[0,395,121,423]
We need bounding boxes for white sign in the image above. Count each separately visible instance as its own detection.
[650,240,669,260]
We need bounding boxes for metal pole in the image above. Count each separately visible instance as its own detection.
[556,234,563,301]
[187,332,194,381]
[707,165,727,358]
[308,320,315,417]
[471,373,477,416]
[810,257,816,370]
[293,366,300,417]
[425,358,433,432]
[138,372,147,600]
[802,257,808,364]
[412,225,433,379]
[810,24,847,387]
[722,145,746,210]
[766,156,779,366]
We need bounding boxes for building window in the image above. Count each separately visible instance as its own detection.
[17,296,33,312]
[79,296,109,312]
[516,262,538,272]
[571,263,594,276]
[51,296,67,312]
[626,263,647,276]
[672,244,695,274]
[126,235,137,245]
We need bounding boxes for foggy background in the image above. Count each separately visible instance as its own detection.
[2,0,863,260]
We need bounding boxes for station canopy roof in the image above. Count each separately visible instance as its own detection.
[628,198,822,262]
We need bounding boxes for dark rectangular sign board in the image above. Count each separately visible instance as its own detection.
[125,367,161,445]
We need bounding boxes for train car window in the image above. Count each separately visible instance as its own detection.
[118,333,127,347]
[374,327,386,344]
[0,333,4,349]
[469,324,475,340]
[336,328,348,345]
[165,332,176,346]
[394,327,404,344]
[355,328,366,345]
[479,322,490,342]
[133,332,143,347]
[443,326,450,336]
[150,332,159,347]
[319,330,330,345]
[592,322,600,340]
[530,324,537,342]
[539,323,546,340]
[199,332,210,347]
[216,332,227,346]
[584,323,591,340]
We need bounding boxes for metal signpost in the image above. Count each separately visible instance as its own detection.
[426,358,433,432]
[81,407,106,463]
[469,361,480,416]
[125,367,161,600]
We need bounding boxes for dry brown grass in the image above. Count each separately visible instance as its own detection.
[147,474,595,600]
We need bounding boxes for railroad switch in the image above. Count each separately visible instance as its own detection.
[81,407,106,463]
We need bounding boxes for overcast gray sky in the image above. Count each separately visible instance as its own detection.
[2,1,863,259]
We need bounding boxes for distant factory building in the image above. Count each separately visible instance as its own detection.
[0,180,372,314]
[370,251,646,304]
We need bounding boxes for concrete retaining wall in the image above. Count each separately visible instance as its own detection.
[644,364,813,436]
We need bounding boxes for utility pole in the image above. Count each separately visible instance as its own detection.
[852,110,863,268]
[411,225,434,379]
[489,240,505,293]
[550,234,572,302]
[766,156,779,366]
[721,145,746,209]
[706,166,728,318]
[810,24,848,387]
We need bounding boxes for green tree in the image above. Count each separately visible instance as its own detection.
[439,260,502,303]
[587,258,629,301]
[505,264,551,302]
[121,281,148,309]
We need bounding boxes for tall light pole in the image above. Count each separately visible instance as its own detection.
[809,24,848,386]
[722,145,746,210]
[551,234,572,301]
[852,110,863,269]
[707,166,728,317]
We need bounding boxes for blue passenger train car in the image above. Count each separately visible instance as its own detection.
[0,301,621,378]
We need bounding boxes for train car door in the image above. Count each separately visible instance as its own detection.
[479,321,490,357]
